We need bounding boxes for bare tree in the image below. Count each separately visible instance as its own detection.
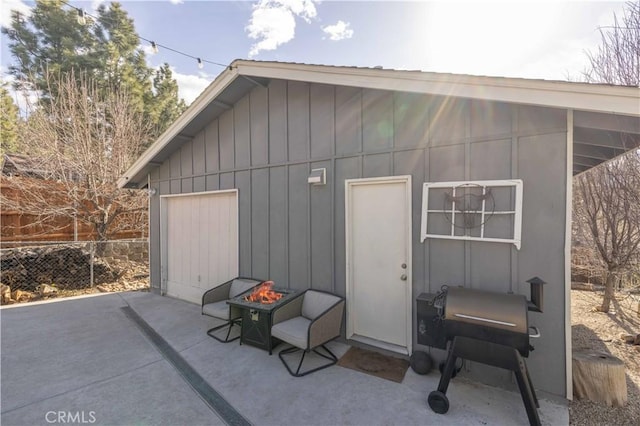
[583,1,640,86]
[0,71,149,243]
[573,1,640,312]
[574,153,640,312]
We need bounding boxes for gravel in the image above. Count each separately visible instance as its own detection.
[570,289,640,425]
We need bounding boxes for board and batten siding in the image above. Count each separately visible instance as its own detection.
[148,79,568,396]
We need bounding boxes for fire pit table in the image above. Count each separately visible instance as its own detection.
[227,282,297,354]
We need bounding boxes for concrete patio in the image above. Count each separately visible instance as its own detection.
[1,291,568,425]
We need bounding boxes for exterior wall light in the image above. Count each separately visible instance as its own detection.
[307,168,326,186]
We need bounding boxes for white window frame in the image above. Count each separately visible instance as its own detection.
[420,179,523,249]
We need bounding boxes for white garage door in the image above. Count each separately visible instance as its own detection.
[161,190,238,304]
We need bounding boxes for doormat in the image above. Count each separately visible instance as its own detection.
[337,346,409,383]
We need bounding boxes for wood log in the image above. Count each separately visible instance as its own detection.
[572,350,627,407]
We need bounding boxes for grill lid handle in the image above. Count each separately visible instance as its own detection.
[528,326,541,338]
[453,313,516,327]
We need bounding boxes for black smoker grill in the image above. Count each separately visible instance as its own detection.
[417,278,545,426]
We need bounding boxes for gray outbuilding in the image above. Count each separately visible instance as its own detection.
[119,60,640,400]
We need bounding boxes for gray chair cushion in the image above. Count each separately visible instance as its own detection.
[271,316,311,349]
[229,278,260,298]
[301,291,340,320]
[202,300,230,320]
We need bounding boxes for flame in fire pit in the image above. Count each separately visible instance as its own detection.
[244,281,283,304]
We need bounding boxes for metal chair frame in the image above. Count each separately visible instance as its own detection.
[201,276,264,343]
[278,343,339,377]
[271,290,345,377]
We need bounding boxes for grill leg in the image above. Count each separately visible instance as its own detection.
[436,349,458,394]
[428,341,458,415]
[524,361,540,408]
[514,353,541,426]
[433,337,541,425]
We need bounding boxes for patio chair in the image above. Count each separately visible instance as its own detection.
[202,277,263,343]
[271,290,345,377]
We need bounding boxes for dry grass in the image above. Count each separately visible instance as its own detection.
[570,289,640,425]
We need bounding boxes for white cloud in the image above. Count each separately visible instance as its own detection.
[279,0,316,23]
[0,0,31,28]
[172,70,213,105]
[322,20,353,41]
[246,0,317,57]
[169,0,184,5]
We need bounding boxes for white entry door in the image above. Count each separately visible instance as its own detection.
[346,176,412,355]
[161,190,238,304]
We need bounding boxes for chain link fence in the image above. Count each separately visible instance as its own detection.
[1,240,149,305]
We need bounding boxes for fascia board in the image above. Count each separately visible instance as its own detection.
[235,61,640,117]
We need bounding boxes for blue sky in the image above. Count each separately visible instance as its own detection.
[0,0,628,106]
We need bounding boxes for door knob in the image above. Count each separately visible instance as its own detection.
[400,274,407,281]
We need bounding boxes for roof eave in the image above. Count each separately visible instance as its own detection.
[235,60,640,116]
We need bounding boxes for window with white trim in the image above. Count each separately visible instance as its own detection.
[420,179,523,249]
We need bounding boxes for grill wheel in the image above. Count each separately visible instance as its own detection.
[428,391,449,414]
[409,351,433,375]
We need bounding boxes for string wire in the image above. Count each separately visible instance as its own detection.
[54,0,232,69]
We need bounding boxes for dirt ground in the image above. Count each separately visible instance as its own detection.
[570,289,640,425]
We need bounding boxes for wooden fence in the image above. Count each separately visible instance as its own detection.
[1,177,147,244]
